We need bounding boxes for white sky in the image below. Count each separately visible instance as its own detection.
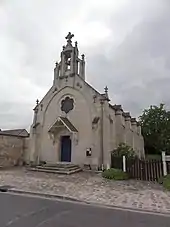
[0,0,170,130]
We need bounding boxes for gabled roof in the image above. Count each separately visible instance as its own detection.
[49,117,78,133]
[0,129,29,137]
[60,117,78,132]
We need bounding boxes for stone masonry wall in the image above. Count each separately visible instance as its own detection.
[0,135,26,167]
[23,137,30,164]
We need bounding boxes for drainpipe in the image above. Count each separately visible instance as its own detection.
[100,99,104,170]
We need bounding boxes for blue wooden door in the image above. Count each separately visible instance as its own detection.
[60,136,71,162]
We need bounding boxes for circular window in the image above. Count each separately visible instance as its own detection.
[61,96,74,114]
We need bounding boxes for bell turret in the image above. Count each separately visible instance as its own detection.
[53,32,86,84]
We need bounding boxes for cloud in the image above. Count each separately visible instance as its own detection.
[86,0,170,117]
[0,0,170,129]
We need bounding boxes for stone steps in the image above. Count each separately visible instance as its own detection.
[36,165,80,172]
[28,163,82,175]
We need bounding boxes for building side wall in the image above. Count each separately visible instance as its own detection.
[108,106,145,158]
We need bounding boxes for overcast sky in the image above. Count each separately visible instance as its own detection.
[0,0,170,130]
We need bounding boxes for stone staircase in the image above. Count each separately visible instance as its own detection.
[28,162,82,175]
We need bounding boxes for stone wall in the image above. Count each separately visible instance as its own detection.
[0,134,28,167]
[108,105,145,158]
[23,137,31,164]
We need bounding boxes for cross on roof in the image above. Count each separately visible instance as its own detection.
[104,86,108,93]
[65,32,74,43]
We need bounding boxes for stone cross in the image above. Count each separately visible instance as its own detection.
[82,54,85,61]
[65,32,74,44]
[104,86,109,100]
[104,86,108,94]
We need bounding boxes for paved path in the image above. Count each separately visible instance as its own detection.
[1,168,170,214]
[0,192,170,227]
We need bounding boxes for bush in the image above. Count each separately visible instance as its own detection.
[158,174,170,191]
[102,168,129,180]
[163,174,170,191]
[112,143,136,158]
[158,176,164,184]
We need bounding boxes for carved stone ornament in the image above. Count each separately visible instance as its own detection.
[61,96,74,114]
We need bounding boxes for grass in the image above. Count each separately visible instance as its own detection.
[163,174,170,191]
[158,174,170,191]
[102,168,129,180]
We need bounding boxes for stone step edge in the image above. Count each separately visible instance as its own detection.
[44,164,79,168]
[28,167,81,174]
[28,167,82,175]
[36,166,80,171]
[28,166,81,172]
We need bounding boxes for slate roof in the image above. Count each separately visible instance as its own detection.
[60,117,78,132]
[109,104,123,111]
[0,129,29,137]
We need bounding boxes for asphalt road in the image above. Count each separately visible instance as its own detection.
[0,192,170,227]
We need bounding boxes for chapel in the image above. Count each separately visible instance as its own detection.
[29,32,144,170]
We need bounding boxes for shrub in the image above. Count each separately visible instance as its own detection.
[102,168,129,180]
[163,174,170,191]
[112,143,136,158]
[158,174,170,191]
[158,176,164,184]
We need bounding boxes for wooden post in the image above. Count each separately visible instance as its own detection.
[123,155,126,172]
[162,151,167,176]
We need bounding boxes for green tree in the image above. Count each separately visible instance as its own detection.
[112,143,136,158]
[139,103,170,154]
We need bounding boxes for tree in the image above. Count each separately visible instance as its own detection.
[112,143,136,158]
[139,103,170,154]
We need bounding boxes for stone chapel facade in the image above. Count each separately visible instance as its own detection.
[29,32,144,169]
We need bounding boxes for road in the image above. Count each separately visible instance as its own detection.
[0,192,170,227]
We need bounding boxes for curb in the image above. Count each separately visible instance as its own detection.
[3,188,170,217]
[7,188,82,203]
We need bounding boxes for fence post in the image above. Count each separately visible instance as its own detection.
[123,155,126,172]
[162,151,167,176]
